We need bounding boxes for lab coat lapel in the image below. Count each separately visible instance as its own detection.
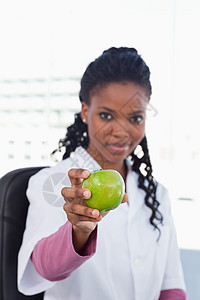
[126,163,144,219]
[72,147,102,171]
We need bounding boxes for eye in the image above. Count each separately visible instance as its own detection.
[130,115,144,124]
[99,112,113,120]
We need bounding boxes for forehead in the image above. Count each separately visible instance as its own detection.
[89,82,149,110]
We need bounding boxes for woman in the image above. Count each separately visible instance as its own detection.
[18,47,187,299]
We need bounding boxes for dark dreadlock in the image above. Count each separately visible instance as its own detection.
[52,47,163,237]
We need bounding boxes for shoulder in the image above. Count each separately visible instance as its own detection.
[131,169,172,218]
[28,146,87,187]
[129,169,170,204]
[28,158,71,189]
[156,181,171,207]
[27,146,101,196]
[155,181,174,227]
[26,157,73,208]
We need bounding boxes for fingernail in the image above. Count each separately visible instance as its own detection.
[83,190,90,198]
[83,170,89,176]
[91,209,99,216]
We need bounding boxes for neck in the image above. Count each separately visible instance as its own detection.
[111,161,127,182]
[86,147,127,181]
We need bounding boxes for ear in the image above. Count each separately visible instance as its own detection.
[81,102,89,124]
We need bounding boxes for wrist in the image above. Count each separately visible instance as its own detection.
[72,225,94,254]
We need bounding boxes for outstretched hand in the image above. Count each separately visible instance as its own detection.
[61,168,128,252]
[62,168,102,234]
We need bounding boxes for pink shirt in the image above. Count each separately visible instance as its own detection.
[159,289,186,299]
[31,221,97,281]
[31,221,186,299]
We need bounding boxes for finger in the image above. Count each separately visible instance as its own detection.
[61,187,91,201]
[68,213,102,223]
[63,202,101,220]
[121,192,128,204]
[68,168,90,188]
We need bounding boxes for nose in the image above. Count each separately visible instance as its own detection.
[112,120,129,138]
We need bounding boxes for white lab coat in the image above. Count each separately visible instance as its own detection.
[18,146,186,300]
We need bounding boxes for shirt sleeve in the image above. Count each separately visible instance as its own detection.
[31,221,97,281]
[159,289,187,299]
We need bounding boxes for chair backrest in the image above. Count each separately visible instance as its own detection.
[0,167,46,300]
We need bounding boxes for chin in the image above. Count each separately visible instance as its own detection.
[106,151,128,164]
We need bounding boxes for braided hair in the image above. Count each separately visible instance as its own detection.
[52,47,163,236]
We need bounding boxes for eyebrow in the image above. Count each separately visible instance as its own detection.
[97,106,115,113]
[128,110,145,115]
[98,106,146,115]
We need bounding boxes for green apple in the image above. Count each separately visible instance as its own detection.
[82,169,125,213]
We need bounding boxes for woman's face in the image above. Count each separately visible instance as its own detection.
[81,81,149,168]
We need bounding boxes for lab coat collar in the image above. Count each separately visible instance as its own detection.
[72,147,102,171]
[125,158,144,218]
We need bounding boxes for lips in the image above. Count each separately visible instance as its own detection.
[107,143,130,154]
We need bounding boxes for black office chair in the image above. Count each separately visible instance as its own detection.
[0,167,47,300]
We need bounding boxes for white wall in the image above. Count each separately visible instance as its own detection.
[0,1,200,248]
